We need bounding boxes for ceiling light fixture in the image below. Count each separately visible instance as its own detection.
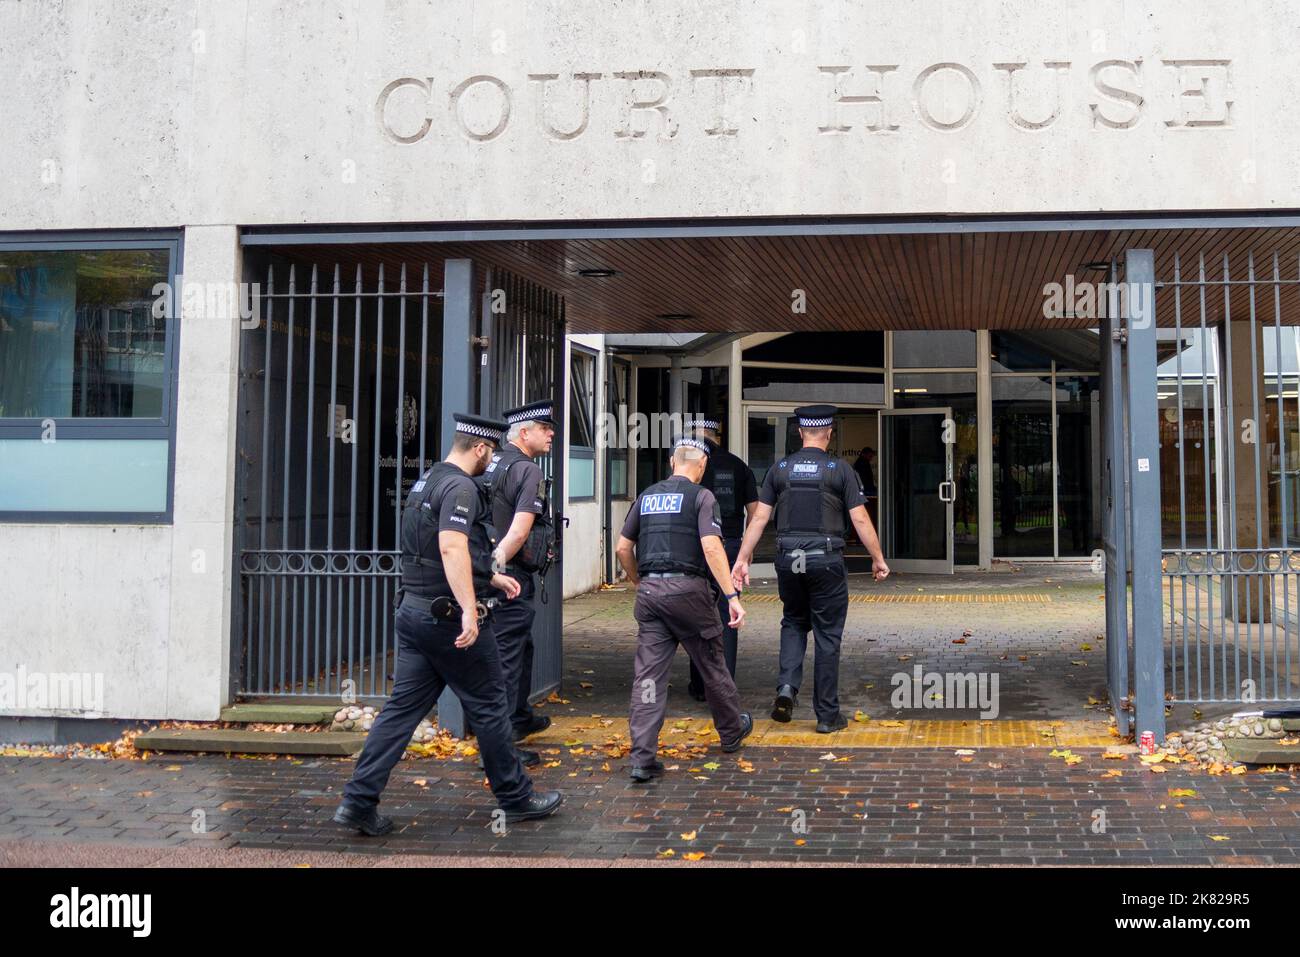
[577,268,619,278]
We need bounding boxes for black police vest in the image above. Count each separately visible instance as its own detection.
[773,448,847,552]
[635,476,708,578]
[477,444,556,574]
[400,462,497,599]
[701,442,748,540]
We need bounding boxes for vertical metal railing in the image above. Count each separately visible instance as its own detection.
[234,258,567,700]
[1159,249,1300,707]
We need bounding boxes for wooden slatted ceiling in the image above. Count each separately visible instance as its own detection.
[263,227,1300,334]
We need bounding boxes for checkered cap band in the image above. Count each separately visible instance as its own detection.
[798,416,833,428]
[674,436,711,454]
[506,403,553,425]
[691,416,722,431]
[456,421,503,442]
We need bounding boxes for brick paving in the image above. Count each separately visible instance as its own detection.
[2,746,1297,865]
[3,566,1297,866]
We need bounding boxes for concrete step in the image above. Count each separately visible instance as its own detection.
[136,728,365,756]
[219,704,339,725]
[1284,718,1300,732]
[1223,737,1300,766]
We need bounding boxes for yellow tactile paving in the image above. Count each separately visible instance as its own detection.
[525,715,1119,749]
[743,593,1052,604]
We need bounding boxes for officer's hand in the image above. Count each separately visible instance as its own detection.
[455,609,479,649]
[726,597,745,629]
[873,559,891,582]
[732,560,750,590]
[492,573,521,600]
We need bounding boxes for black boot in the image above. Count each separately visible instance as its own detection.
[514,714,551,741]
[332,802,394,837]
[816,713,848,734]
[502,790,563,822]
[771,685,797,723]
[629,760,666,783]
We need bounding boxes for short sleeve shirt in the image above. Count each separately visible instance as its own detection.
[436,472,483,534]
[492,455,546,534]
[620,483,723,542]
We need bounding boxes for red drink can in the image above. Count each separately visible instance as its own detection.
[1139,730,1156,755]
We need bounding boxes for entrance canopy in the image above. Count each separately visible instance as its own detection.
[244,218,1300,333]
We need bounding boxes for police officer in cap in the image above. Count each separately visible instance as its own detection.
[686,413,758,702]
[732,405,890,734]
[615,434,754,782]
[477,399,558,760]
[334,413,562,834]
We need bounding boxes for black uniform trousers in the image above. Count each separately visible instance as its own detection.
[342,601,533,811]
[688,537,741,695]
[491,571,541,732]
[775,550,850,723]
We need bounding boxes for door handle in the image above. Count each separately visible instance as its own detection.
[938,481,956,503]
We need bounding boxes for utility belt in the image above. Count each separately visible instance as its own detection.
[399,592,500,625]
[776,535,845,555]
[643,571,697,579]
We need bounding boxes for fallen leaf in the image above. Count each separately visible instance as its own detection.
[794,839,807,846]
[853,711,869,723]
[1168,788,1197,798]
[683,852,707,861]
[658,848,675,858]
[1209,835,1230,841]
[681,830,697,841]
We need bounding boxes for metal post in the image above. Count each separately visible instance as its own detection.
[437,259,476,737]
[1126,249,1165,743]
[669,355,684,424]
[1101,277,1129,736]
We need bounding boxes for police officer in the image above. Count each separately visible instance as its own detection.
[732,405,890,734]
[477,399,558,760]
[334,413,562,834]
[615,435,754,783]
[686,414,758,703]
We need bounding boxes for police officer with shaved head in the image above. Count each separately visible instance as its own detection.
[686,413,758,702]
[615,434,754,782]
[334,413,561,834]
[732,405,890,734]
[477,399,559,763]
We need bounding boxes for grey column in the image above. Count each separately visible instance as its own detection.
[1125,249,1165,743]
[1101,287,1130,737]
[436,259,476,738]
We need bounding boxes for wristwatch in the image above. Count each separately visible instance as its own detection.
[724,591,740,600]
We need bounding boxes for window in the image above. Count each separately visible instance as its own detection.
[892,331,977,369]
[568,346,596,500]
[0,238,179,520]
[606,358,630,499]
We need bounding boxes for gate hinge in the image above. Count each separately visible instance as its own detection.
[1112,328,1128,346]
[472,336,489,348]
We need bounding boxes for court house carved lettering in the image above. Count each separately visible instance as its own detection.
[377,59,1232,144]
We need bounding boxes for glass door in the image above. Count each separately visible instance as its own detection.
[879,408,954,574]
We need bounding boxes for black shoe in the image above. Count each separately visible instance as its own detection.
[516,747,541,768]
[721,712,754,753]
[502,790,563,822]
[332,802,394,837]
[629,760,666,783]
[771,685,797,723]
[514,715,551,741]
[816,713,849,734]
[687,685,708,703]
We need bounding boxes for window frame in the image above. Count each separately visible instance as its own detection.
[567,343,598,502]
[0,230,184,524]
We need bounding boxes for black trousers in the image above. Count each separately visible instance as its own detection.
[775,551,850,723]
[342,602,533,811]
[491,572,540,731]
[688,538,741,694]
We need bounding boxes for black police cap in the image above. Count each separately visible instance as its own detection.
[794,405,838,428]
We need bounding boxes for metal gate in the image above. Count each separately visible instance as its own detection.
[232,254,566,703]
[1155,249,1300,712]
